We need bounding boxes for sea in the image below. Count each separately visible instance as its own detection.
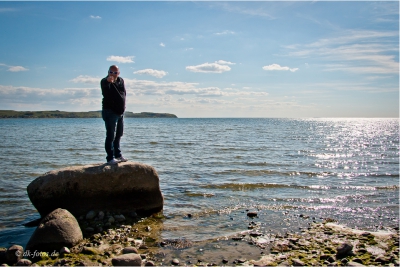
[0,118,398,248]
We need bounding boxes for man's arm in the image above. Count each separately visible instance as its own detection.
[101,78,111,98]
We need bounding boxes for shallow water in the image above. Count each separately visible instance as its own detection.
[0,118,398,247]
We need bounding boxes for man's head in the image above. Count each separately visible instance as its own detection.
[108,65,120,79]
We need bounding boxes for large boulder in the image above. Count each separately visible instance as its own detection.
[26,208,82,255]
[27,162,163,217]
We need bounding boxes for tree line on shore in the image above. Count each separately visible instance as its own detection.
[0,110,177,119]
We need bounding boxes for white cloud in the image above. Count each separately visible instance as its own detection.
[186,62,231,73]
[178,97,234,105]
[262,64,299,72]
[8,66,29,72]
[70,75,101,84]
[90,15,101,19]
[106,55,135,63]
[67,75,269,100]
[134,69,168,78]
[285,30,399,74]
[0,85,100,105]
[160,42,165,47]
[216,60,236,65]
[213,2,275,19]
[214,30,235,35]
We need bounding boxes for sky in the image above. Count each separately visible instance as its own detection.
[0,1,398,118]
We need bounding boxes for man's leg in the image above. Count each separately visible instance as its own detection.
[113,115,124,159]
[102,109,119,162]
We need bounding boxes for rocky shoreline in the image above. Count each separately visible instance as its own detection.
[2,162,398,266]
[1,211,398,266]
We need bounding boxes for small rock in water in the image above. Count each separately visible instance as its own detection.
[85,227,94,232]
[222,259,229,264]
[171,258,180,265]
[145,261,155,266]
[247,211,258,218]
[86,210,97,220]
[114,214,126,222]
[98,211,105,220]
[108,216,115,223]
[249,231,262,237]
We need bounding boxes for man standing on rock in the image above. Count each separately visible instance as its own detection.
[101,65,128,165]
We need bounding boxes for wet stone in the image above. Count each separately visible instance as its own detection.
[86,210,97,220]
[122,247,138,254]
[15,259,31,266]
[247,211,258,218]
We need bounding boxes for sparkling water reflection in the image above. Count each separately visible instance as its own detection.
[0,118,398,246]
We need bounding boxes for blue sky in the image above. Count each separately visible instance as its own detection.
[0,1,398,118]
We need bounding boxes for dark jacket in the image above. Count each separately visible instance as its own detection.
[101,77,126,115]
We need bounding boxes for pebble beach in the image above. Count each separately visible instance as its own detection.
[2,210,398,266]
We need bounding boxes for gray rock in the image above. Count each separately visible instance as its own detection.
[171,258,180,265]
[26,208,82,255]
[98,211,105,220]
[122,247,138,254]
[336,242,353,257]
[86,210,97,220]
[5,245,23,265]
[351,258,364,264]
[27,162,164,218]
[59,247,70,256]
[81,247,100,255]
[346,261,366,266]
[108,216,115,223]
[247,211,258,217]
[112,253,142,266]
[114,214,126,222]
[374,255,390,264]
[16,259,31,266]
[292,258,305,266]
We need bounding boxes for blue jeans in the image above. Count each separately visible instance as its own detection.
[102,109,124,162]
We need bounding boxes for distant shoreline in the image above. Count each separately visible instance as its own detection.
[0,110,178,119]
